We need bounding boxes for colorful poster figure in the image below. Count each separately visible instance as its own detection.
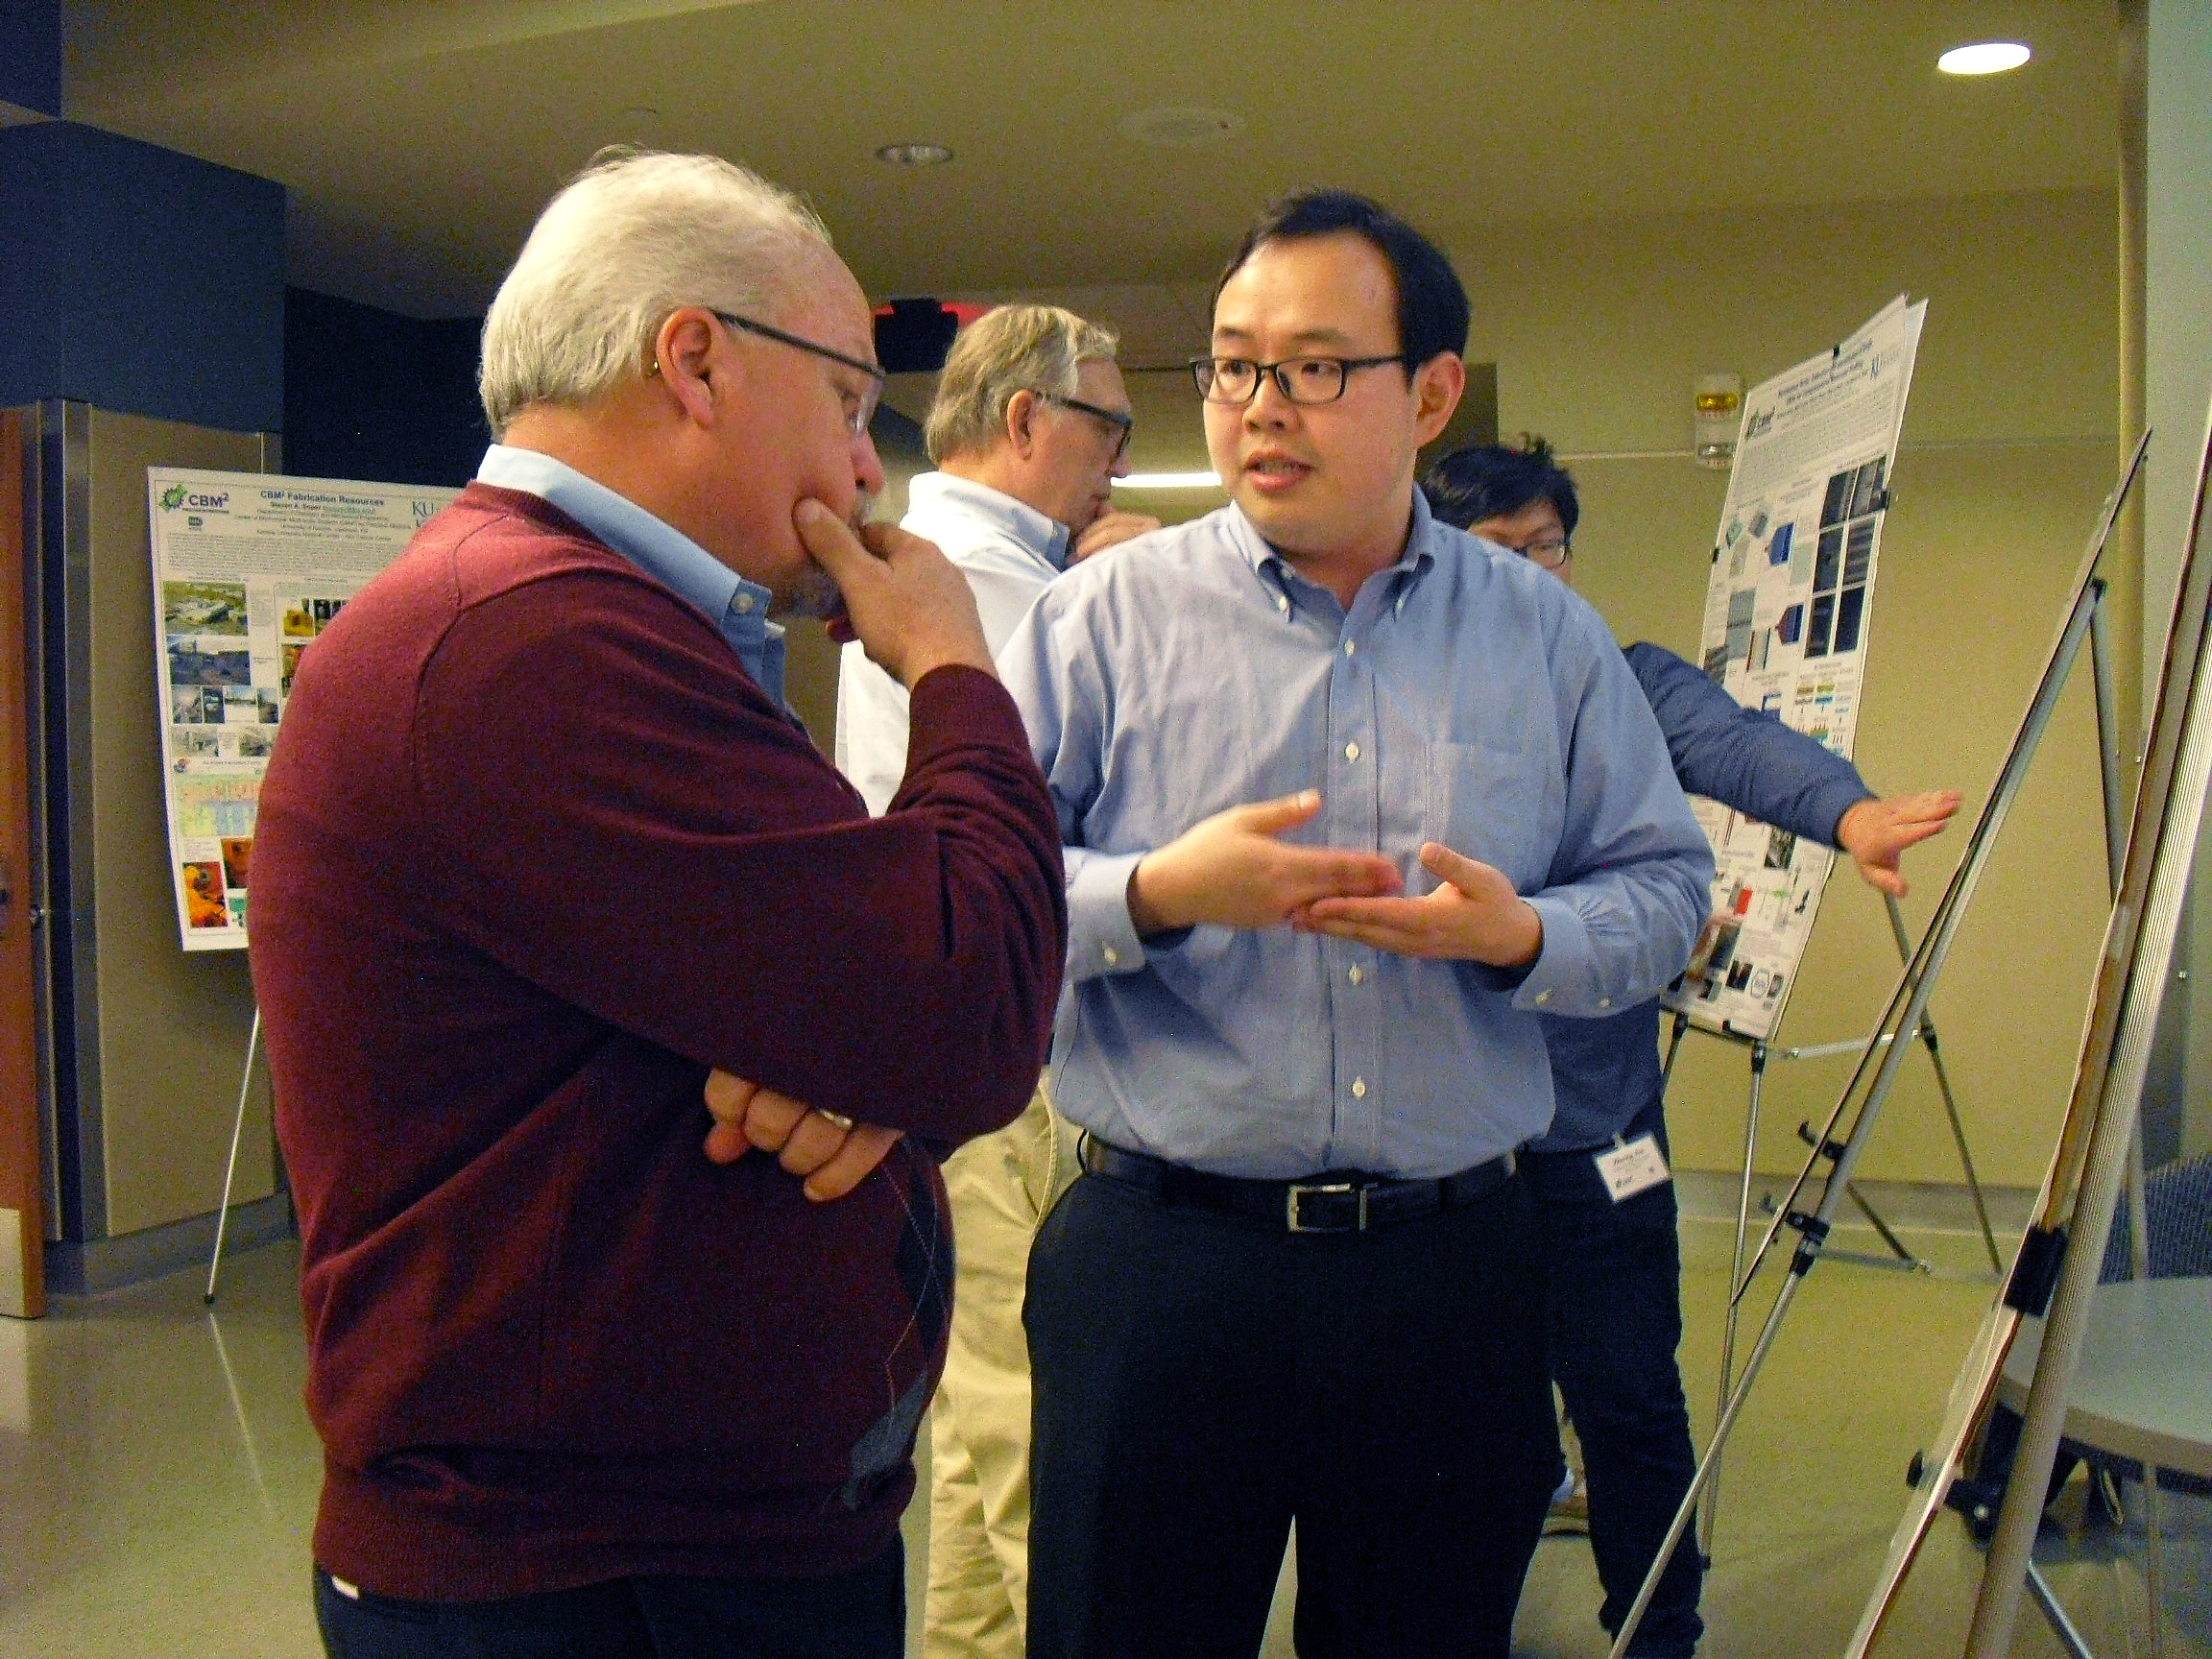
[148,469,458,951]
[1662,297,1926,1041]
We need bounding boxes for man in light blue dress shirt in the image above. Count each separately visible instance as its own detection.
[997,191,1714,1659]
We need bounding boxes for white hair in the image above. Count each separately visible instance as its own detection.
[479,149,834,438]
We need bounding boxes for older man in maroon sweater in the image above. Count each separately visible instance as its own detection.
[250,152,1066,1659]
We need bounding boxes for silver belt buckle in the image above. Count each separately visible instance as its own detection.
[1286,1179,1365,1233]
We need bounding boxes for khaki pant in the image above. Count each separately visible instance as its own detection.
[923,1081,1077,1659]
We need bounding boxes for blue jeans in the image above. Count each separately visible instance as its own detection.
[312,1541,903,1659]
[1525,1099,1703,1658]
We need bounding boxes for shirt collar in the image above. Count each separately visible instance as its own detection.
[476,445,787,703]
[909,471,1073,572]
[1222,492,1437,611]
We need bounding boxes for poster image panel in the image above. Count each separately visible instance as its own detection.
[147,469,459,951]
[1663,296,1926,1041]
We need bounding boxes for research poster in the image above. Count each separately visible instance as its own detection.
[149,469,458,950]
[1662,295,1927,1040]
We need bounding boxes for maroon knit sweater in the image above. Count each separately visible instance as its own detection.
[250,484,1065,1599]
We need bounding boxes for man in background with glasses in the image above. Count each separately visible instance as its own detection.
[998,189,1713,1657]
[835,301,1156,1659]
[252,151,1066,1659]
[1425,440,1958,1659]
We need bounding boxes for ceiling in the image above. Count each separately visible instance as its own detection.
[64,0,2118,333]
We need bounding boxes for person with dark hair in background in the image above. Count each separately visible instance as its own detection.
[999,193,1714,1659]
[1424,439,1960,1658]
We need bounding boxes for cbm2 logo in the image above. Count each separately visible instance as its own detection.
[159,484,188,511]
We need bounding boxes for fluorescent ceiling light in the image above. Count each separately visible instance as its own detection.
[1938,41,2031,75]
[1117,471,1223,490]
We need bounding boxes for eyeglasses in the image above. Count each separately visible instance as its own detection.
[713,311,886,438]
[1189,354,1407,406]
[1035,391,1133,462]
[1513,535,1573,569]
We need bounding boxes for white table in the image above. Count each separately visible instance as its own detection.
[1997,1276,2212,1657]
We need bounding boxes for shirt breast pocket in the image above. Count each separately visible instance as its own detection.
[1423,739,1561,894]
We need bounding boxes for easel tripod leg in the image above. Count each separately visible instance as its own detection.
[1885,893,2003,1273]
[1704,1038,1766,1557]
[204,1007,260,1305]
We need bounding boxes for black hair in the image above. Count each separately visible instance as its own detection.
[1421,438,1580,537]
[1215,187,1470,373]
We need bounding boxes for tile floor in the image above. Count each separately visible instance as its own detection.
[0,1216,2201,1657]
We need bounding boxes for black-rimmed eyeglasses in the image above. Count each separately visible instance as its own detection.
[1513,535,1573,570]
[1035,391,1134,462]
[1189,354,1407,406]
[713,311,886,438]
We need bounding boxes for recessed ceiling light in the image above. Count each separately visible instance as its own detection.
[1118,108,1242,148]
[1938,41,2032,75]
[876,141,953,167]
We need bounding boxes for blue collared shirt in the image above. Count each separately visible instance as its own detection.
[835,471,1071,814]
[1534,640,1871,1151]
[997,495,1714,1180]
[476,445,788,705]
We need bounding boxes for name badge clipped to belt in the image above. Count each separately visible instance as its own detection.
[1593,1133,1671,1203]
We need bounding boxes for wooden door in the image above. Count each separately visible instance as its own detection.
[1,410,43,1317]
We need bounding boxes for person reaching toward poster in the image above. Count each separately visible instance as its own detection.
[1424,438,1960,1659]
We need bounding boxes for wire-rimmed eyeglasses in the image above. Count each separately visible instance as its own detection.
[713,311,886,438]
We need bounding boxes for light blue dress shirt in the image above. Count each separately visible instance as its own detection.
[835,471,1070,814]
[997,494,1715,1181]
[476,445,788,704]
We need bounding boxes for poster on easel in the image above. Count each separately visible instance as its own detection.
[1662,295,1926,1040]
[148,469,458,950]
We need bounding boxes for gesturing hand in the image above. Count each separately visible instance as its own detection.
[1127,790,1402,937]
[1296,841,1543,967]
[702,1069,904,1201]
[1835,789,1962,898]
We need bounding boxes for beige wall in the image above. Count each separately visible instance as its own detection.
[1447,186,2121,1187]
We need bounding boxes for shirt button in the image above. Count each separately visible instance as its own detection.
[1343,740,1360,762]
[1352,1077,1367,1098]
[1348,965,1364,986]
[733,592,755,614]
[1102,945,1119,967]
[1598,997,1611,1009]
[1343,639,1357,657]
[1276,594,1289,613]
[1534,990,1552,1006]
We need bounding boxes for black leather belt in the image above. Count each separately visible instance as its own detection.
[1079,1137,1517,1234]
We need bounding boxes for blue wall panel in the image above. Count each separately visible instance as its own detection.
[0,0,61,115]
[0,121,283,431]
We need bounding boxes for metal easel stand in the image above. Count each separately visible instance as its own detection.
[1961,438,2212,1659]
[204,1005,261,1304]
[1662,575,2136,1569]
[1661,910,2007,1557]
[1606,506,2118,1659]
